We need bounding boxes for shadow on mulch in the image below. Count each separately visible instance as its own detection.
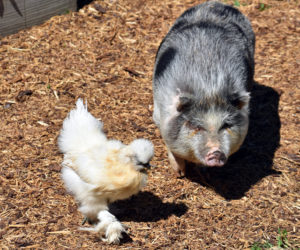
[109,191,188,222]
[186,82,282,200]
[77,0,94,10]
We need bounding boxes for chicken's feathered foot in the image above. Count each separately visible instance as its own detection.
[81,216,96,225]
[80,210,126,244]
[82,217,87,225]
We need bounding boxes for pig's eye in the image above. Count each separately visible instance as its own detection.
[185,121,204,131]
[195,125,204,131]
[220,122,231,130]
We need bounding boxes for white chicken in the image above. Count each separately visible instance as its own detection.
[58,99,154,244]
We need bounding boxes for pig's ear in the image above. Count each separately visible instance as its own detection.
[230,92,250,110]
[176,95,194,112]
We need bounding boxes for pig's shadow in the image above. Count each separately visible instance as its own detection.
[186,82,281,200]
[109,191,188,222]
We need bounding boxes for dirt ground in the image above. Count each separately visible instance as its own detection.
[0,0,299,249]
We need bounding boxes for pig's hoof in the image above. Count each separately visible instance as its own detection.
[168,151,186,177]
[171,161,186,177]
[175,169,186,178]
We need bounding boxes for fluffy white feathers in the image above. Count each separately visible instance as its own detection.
[58,99,154,244]
[58,99,106,155]
[129,139,155,165]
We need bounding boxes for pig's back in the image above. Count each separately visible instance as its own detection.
[170,1,255,52]
[153,1,255,97]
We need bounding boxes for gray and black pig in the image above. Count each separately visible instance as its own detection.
[152,1,255,176]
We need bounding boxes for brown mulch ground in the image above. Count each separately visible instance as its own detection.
[0,0,299,249]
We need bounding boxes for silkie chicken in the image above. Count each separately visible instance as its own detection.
[58,99,154,244]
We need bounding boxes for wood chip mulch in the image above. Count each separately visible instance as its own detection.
[0,0,299,249]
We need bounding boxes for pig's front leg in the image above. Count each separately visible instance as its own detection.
[168,150,186,177]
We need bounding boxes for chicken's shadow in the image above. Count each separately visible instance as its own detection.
[109,191,188,222]
[186,82,281,200]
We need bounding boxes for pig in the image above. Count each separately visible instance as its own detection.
[152,1,255,176]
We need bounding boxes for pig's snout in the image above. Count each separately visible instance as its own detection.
[205,149,226,167]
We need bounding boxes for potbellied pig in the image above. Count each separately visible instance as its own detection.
[152,1,255,176]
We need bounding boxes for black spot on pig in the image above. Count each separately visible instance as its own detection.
[243,57,254,91]
[170,20,188,32]
[154,47,177,80]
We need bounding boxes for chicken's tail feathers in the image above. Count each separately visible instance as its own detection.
[58,98,107,154]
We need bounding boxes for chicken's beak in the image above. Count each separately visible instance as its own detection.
[141,162,152,169]
[137,162,153,173]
